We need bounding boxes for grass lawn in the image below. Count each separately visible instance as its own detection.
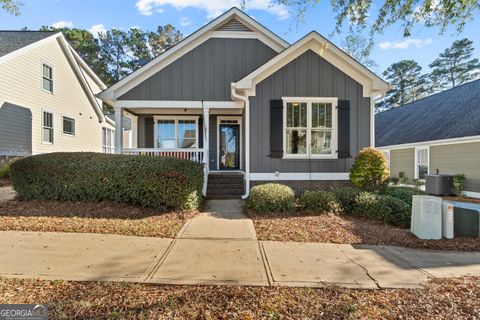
[0,277,478,319]
[0,200,197,237]
[248,210,480,251]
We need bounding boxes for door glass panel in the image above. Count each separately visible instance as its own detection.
[219,124,239,170]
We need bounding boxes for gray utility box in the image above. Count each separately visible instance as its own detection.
[451,201,480,238]
[425,174,454,196]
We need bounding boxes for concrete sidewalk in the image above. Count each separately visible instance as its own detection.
[0,186,15,202]
[1,199,480,289]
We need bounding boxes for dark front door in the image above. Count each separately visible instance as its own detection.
[219,124,240,170]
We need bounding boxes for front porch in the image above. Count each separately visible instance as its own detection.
[113,101,246,196]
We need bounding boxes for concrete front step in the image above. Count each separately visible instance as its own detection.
[205,194,243,199]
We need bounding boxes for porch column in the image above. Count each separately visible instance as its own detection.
[202,107,209,196]
[114,105,123,154]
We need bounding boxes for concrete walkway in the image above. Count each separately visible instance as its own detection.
[0,186,15,202]
[1,199,480,289]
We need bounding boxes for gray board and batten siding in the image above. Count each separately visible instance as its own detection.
[119,38,277,101]
[249,49,371,174]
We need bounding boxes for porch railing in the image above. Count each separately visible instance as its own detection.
[122,148,205,164]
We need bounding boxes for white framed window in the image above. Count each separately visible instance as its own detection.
[283,97,338,159]
[42,110,54,144]
[102,127,115,153]
[154,116,198,149]
[42,62,54,93]
[62,116,75,136]
[415,146,429,180]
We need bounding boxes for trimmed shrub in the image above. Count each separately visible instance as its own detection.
[382,186,425,207]
[350,147,390,192]
[0,163,9,179]
[300,190,342,214]
[354,192,411,227]
[333,187,362,214]
[380,195,411,227]
[9,153,204,210]
[247,183,295,213]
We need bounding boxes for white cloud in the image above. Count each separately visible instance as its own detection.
[180,17,192,26]
[89,24,107,38]
[379,38,433,50]
[135,0,289,20]
[51,20,74,29]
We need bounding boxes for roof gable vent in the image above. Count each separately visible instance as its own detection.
[215,17,253,32]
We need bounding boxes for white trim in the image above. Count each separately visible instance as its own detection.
[41,108,54,145]
[61,115,76,136]
[216,116,242,170]
[0,32,62,65]
[153,115,199,149]
[234,32,389,98]
[41,60,54,94]
[377,135,480,150]
[282,97,338,160]
[250,172,350,181]
[210,31,284,51]
[113,100,243,109]
[98,8,289,101]
[69,46,107,90]
[414,146,429,180]
[382,149,391,170]
[102,126,115,154]
[463,191,480,199]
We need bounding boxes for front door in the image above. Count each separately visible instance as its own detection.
[219,123,240,170]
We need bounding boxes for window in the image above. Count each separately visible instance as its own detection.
[415,147,429,180]
[42,111,54,144]
[62,116,75,136]
[283,98,337,158]
[155,117,198,149]
[102,127,115,153]
[42,63,53,93]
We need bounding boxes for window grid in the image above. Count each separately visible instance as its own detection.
[42,63,53,93]
[62,116,75,136]
[155,117,198,149]
[102,127,115,153]
[42,111,54,144]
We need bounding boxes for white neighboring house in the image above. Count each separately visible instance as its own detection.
[0,31,115,157]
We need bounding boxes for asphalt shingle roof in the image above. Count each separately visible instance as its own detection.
[0,31,56,58]
[375,79,480,147]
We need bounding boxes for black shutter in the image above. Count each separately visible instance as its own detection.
[269,99,284,158]
[337,100,350,158]
[145,117,154,148]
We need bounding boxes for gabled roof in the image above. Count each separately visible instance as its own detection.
[0,31,56,57]
[233,31,390,97]
[375,79,480,147]
[98,7,290,101]
[0,31,112,125]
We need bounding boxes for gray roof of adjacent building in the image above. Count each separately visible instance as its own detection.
[0,31,56,58]
[375,79,480,147]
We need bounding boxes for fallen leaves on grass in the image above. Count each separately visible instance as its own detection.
[0,200,197,237]
[248,209,480,251]
[0,277,479,319]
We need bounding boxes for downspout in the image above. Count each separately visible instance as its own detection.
[231,84,250,199]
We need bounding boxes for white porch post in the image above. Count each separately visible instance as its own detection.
[202,107,209,196]
[114,105,123,154]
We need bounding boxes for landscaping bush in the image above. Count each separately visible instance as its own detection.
[0,163,9,179]
[247,183,295,213]
[382,186,425,207]
[354,192,411,227]
[9,153,204,210]
[350,147,390,192]
[333,187,362,214]
[299,190,342,214]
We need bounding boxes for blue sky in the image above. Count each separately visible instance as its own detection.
[1,0,479,75]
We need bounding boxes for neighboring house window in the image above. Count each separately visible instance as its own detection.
[42,63,53,93]
[415,147,429,180]
[102,127,115,153]
[155,117,198,149]
[42,111,54,144]
[283,98,337,158]
[62,116,75,136]
[382,150,390,169]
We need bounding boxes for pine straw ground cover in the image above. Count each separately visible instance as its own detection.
[0,200,197,237]
[1,277,479,319]
[247,210,480,251]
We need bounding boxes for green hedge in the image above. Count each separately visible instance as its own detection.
[381,186,425,207]
[247,183,295,213]
[300,190,342,214]
[354,192,410,227]
[333,187,362,214]
[10,153,204,210]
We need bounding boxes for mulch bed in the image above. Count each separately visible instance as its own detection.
[0,277,479,319]
[0,178,10,187]
[247,209,480,251]
[0,200,197,238]
[443,196,480,205]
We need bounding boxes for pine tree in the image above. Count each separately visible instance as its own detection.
[148,25,183,57]
[429,38,480,89]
